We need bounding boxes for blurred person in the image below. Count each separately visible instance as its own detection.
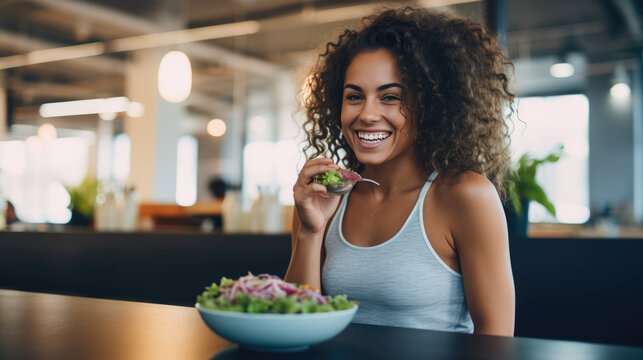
[285,7,515,336]
[5,200,17,224]
[203,177,227,230]
[0,200,19,231]
[208,177,227,200]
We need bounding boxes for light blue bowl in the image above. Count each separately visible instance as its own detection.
[195,303,358,352]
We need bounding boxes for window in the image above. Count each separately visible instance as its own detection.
[0,134,91,223]
[510,94,590,223]
[112,133,131,182]
[176,135,198,206]
[242,139,303,206]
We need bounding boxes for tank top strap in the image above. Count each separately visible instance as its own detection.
[428,170,438,182]
[416,170,438,207]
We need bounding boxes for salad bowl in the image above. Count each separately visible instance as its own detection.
[195,273,358,352]
[196,303,358,352]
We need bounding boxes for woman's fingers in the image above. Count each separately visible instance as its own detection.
[292,159,343,232]
[293,159,340,203]
[298,165,338,185]
[294,179,329,201]
[307,182,329,194]
[296,159,339,186]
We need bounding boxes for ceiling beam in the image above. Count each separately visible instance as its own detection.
[3,0,481,75]
[12,81,110,101]
[10,84,233,120]
[507,21,605,44]
[25,0,285,77]
[610,0,642,40]
[12,77,124,102]
[0,29,124,74]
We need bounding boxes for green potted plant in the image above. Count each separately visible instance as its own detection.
[504,145,563,238]
[66,177,98,227]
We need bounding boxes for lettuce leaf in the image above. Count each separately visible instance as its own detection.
[196,277,357,314]
[313,170,345,186]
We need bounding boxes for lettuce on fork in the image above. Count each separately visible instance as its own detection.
[197,273,356,314]
[314,170,344,186]
[314,169,361,186]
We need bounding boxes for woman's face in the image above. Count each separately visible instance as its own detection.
[341,49,416,167]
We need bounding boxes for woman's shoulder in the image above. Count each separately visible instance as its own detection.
[430,170,503,222]
[429,171,507,246]
[433,171,498,203]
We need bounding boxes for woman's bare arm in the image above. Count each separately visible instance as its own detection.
[284,210,325,289]
[447,172,515,336]
[284,158,340,290]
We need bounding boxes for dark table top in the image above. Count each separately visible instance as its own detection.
[1,289,642,360]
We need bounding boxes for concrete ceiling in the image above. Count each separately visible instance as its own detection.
[1,0,642,127]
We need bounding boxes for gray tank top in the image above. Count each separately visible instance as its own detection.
[322,173,474,333]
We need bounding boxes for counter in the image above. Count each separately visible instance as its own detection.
[3,289,643,360]
[1,231,642,347]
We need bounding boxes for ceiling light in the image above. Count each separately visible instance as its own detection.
[610,64,631,99]
[550,62,575,78]
[207,119,226,137]
[99,112,117,121]
[549,39,582,79]
[37,123,57,141]
[39,97,130,118]
[126,102,145,118]
[610,83,631,99]
[158,51,192,103]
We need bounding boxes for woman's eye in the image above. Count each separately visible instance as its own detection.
[382,94,401,102]
[345,94,362,101]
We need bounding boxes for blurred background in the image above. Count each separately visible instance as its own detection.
[0,0,641,236]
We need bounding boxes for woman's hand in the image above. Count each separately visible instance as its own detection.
[293,158,341,235]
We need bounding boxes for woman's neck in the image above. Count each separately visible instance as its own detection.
[359,155,428,197]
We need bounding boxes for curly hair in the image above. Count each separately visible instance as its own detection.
[301,7,515,196]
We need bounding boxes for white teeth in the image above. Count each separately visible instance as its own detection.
[356,131,391,144]
[357,131,390,141]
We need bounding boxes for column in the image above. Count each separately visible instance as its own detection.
[219,68,246,187]
[0,72,6,135]
[276,74,299,142]
[124,48,184,203]
[486,0,507,48]
[95,118,114,181]
[633,55,643,224]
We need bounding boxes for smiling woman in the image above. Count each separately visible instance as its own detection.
[286,7,516,337]
[340,49,414,168]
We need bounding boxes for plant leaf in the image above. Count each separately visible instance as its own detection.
[520,181,556,216]
[506,176,522,215]
[505,145,563,218]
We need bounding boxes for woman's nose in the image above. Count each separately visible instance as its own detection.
[359,99,380,123]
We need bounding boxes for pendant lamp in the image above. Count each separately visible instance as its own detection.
[158,51,192,103]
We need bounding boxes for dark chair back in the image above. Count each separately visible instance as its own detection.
[511,237,643,347]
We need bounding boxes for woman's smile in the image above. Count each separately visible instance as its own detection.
[356,130,392,147]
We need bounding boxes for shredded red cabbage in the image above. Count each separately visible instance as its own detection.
[219,273,330,305]
[338,169,362,182]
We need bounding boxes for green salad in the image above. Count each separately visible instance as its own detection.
[314,170,344,186]
[197,273,356,314]
[314,169,361,186]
